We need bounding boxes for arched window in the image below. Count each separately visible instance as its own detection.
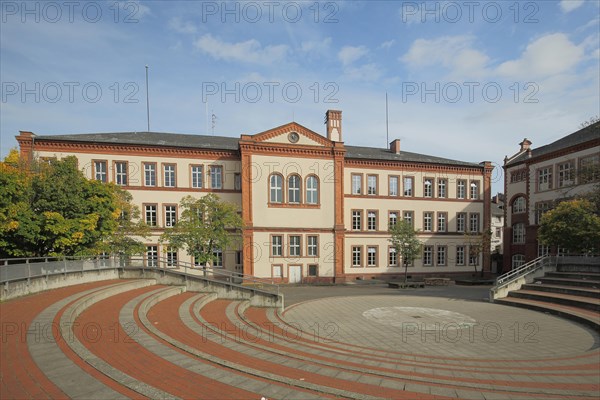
[270,174,283,203]
[306,175,318,204]
[288,175,301,203]
[512,196,526,213]
[512,254,525,269]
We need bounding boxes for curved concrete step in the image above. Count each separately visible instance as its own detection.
[521,283,600,299]
[537,276,600,288]
[545,271,600,281]
[494,297,600,332]
[507,290,600,311]
[27,279,156,399]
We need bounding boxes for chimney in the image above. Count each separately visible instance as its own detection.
[325,110,342,142]
[389,139,401,154]
[519,138,532,152]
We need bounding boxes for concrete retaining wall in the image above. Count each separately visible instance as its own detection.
[1,269,121,302]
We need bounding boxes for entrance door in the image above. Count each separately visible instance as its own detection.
[289,265,302,283]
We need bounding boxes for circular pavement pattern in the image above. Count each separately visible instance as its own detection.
[282,295,598,359]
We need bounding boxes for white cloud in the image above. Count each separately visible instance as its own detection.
[194,34,288,64]
[559,0,585,13]
[379,40,395,50]
[400,35,489,78]
[343,63,383,81]
[300,38,332,55]
[168,17,197,34]
[338,45,368,65]
[496,33,584,79]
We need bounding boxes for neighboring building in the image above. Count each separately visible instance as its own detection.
[490,193,504,274]
[503,122,600,271]
[17,110,493,283]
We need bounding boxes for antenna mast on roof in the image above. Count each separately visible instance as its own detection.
[385,92,389,146]
[145,65,150,132]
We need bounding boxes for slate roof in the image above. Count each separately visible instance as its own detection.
[36,131,240,151]
[345,145,480,167]
[33,131,480,167]
[505,121,600,167]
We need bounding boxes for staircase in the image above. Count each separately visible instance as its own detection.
[494,257,600,331]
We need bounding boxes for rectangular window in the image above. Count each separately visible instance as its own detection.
[424,178,433,197]
[236,251,243,265]
[456,213,466,233]
[423,212,433,232]
[212,248,223,267]
[389,176,398,196]
[367,175,377,195]
[403,177,414,197]
[423,246,433,266]
[580,154,600,183]
[307,235,318,257]
[470,181,480,199]
[289,236,301,257]
[456,246,465,266]
[557,161,574,188]
[146,245,158,267]
[308,264,318,277]
[513,223,525,244]
[437,246,447,266]
[191,165,203,188]
[163,164,176,187]
[272,235,282,257]
[388,247,397,267]
[144,163,156,186]
[457,180,466,199]
[495,227,502,238]
[403,211,414,227]
[144,205,157,227]
[94,160,107,182]
[211,166,223,189]
[352,246,362,267]
[165,205,177,227]
[367,246,377,267]
[351,174,362,195]
[537,167,552,191]
[166,247,177,267]
[272,265,282,278]
[367,211,377,231]
[537,243,549,257]
[469,248,479,266]
[352,210,362,231]
[437,212,447,232]
[437,179,447,198]
[388,211,398,229]
[535,202,553,225]
[115,161,128,186]
[234,173,241,191]
[469,213,480,233]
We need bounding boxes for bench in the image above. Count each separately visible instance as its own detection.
[424,277,451,286]
[388,281,425,289]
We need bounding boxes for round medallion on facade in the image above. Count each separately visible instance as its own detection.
[288,132,300,143]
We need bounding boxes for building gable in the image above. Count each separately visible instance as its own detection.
[250,122,332,147]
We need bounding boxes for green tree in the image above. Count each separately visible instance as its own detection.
[0,154,141,258]
[539,199,600,254]
[389,220,421,283]
[464,230,492,276]
[160,194,243,267]
[95,189,150,258]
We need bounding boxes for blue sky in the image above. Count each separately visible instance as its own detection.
[1,0,599,194]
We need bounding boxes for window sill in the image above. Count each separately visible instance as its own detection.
[268,203,321,209]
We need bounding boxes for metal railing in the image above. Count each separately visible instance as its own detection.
[490,255,556,296]
[0,255,280,296]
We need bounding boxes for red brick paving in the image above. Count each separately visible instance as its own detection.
[0,280,123,400]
